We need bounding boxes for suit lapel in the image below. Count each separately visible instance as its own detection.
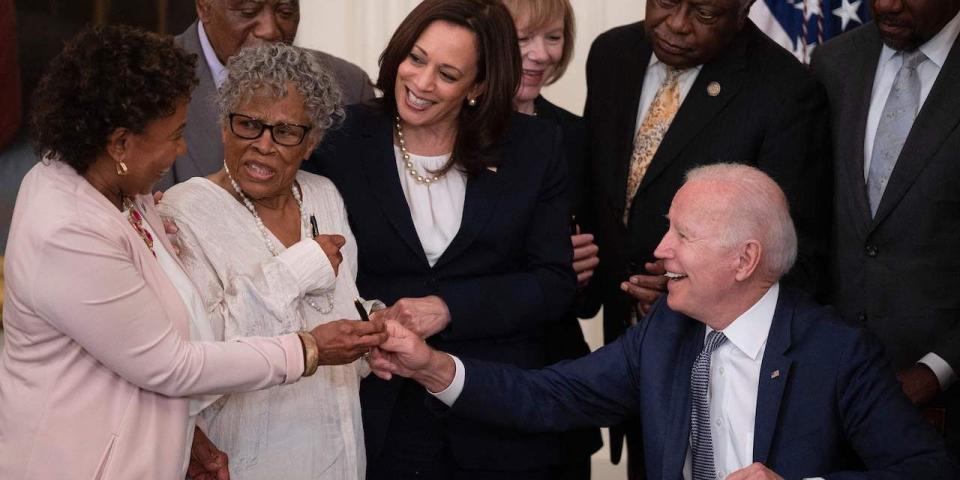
[871,33,960,229]
[636,23,750,193]
[359,114,429,264]
[178,22,223,178]
[434,164,505,268]
[611,24,655,216]
[838,26,883,238]
[753,291,795,464]
[661,319,703,479]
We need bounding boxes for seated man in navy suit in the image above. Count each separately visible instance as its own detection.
[368,163,958,479]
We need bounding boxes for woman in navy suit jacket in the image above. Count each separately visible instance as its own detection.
[306,1,582,478]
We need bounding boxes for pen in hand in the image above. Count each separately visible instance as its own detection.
[310,215,320,237]
[354,298,371,322]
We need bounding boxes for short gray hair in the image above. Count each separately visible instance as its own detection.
[217,43,344,142]
[684,163,797,279]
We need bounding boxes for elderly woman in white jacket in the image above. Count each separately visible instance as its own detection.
[161,44,380,479]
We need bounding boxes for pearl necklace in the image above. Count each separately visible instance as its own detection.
[395,116,446,185]
[224,161,334,314]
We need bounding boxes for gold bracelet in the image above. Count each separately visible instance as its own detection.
[296,331,320,377]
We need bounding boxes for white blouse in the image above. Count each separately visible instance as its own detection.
[159,171,371,480]
[394,146,467,266]
[130,203,218,476]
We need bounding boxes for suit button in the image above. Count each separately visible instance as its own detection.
[865,245,879,257]
[858,312,867,323]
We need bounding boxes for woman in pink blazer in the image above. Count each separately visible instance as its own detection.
[0,26,386,479]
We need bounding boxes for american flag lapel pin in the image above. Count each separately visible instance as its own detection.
[770,369,781,379]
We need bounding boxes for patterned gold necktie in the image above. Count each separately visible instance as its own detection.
[624,67,682,225]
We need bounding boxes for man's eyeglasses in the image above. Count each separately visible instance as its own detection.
[228,113,312,147]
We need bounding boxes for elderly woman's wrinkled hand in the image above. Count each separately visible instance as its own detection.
[376,296,451,339]
[309,319,389,365]
[314,234,346,275]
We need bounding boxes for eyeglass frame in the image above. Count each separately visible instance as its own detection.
[227,112,313,147]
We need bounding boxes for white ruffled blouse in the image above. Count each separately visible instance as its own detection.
[159,171,370,480]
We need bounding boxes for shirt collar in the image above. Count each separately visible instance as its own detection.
[879,9,960,70]
[707,283,779,361]
[647,54,704,76]
[198,21,228,88]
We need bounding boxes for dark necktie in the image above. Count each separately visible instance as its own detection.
[690,330,727,480]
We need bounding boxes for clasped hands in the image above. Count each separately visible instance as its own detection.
[303,295,451,366]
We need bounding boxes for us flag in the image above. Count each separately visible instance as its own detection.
[750,0,873,63]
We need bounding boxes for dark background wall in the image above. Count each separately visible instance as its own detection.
[1,0,196,254]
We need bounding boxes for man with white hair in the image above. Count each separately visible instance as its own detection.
[157,0,374,190]
[369,164,957,480]
[582,1,833,470]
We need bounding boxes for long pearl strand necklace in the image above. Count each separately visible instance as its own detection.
[224,161,334,314]
[395,116,446,185]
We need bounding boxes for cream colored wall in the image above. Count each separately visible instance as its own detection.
[295,0,647,115]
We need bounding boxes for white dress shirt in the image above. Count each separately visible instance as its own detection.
[394,147,467,267]
[863,9,960,391]
[680,283,778,479]
[864,9,960,175]
[634,55,703,135]
[197,21,228,88]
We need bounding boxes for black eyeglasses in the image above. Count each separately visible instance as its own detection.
[228,113,312,147]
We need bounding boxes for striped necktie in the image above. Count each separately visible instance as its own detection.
[690,330,727,480]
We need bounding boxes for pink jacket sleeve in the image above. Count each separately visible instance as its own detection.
[29,217,304,397]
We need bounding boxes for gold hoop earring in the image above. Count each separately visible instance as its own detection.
[116,161,129,176]
[468,98,477,107]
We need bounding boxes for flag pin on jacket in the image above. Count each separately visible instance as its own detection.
[770,369,780,379]
[707,81,721,97]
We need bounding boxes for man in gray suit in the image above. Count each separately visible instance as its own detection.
[157,0,375,190]
[812,0,960,452]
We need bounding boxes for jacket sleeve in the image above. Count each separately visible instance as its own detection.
[437,126,577,341]
[166,206,335,341]
[828,331,960,479]
[30,219,305,398]
[448,317,650,431]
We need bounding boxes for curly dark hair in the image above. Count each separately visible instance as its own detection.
[30,25,198,174]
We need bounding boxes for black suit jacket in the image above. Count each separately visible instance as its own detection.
[534,96,591,233]
[812,23,960,446]
[581,20,832,462]
[306,104,598,470]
